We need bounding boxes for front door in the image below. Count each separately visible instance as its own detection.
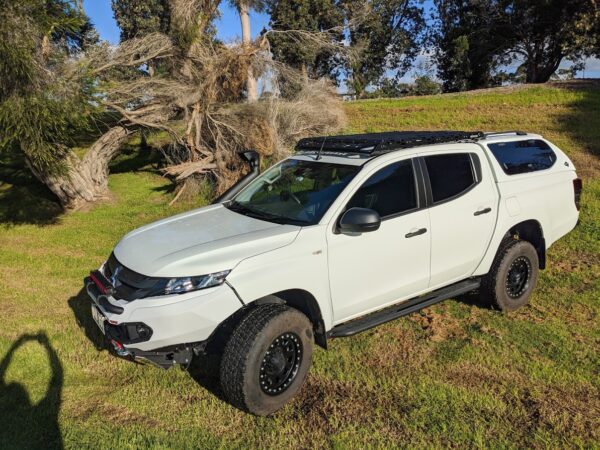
[327,159,431,323]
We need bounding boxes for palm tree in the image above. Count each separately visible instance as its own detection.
[229,0,266,101]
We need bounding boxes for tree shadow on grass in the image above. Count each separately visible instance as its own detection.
[109,144,165,175]
[0,333,63,450]
[553,83,600,176]
[0,158,62,226]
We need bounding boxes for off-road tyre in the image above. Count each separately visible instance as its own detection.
[481,239,539,312]
[220,303,314,416]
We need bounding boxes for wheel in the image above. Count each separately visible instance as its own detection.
[481,239,539,312]
[219,303,314,416]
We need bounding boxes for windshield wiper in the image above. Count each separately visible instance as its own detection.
[226,201,309,225]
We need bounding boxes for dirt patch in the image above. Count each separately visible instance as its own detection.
[410,306,470,343]
[72,399,160,428]
[511,385,600,443]
[285,376,411,447]
[569,151,600,179]
[552,249,600,273]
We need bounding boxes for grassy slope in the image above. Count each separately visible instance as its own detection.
[0,85,599,449]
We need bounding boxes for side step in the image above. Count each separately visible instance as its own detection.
[328,278,481,338]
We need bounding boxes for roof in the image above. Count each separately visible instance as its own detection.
[295,130,533,157]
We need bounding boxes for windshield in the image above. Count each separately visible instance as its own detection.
[226,158,360,226]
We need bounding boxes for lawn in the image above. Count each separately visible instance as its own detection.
[0,83,598,449]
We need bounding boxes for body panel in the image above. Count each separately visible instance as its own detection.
[91,284,243,351]
[114,204,300,277]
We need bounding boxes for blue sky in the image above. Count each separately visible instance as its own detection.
[82,0,270,43]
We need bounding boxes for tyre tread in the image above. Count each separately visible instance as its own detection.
[220,303,289,412]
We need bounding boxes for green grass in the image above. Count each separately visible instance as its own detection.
[1,83,599,449]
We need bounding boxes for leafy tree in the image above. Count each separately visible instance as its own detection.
[267,0,344,83]
[343,0,424,98]
[501,0,598,83]
[0,0,133,209]
[432,0,512,92]
[412,75,442,95]
[111,0,171,41]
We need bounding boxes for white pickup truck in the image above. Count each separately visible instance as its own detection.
[85,131,581,415]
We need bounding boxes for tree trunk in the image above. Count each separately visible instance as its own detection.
[27,126,134,210]
[239,2,258,102]
[300,63,309,84]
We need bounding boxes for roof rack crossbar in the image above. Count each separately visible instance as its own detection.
[482,130,527,138]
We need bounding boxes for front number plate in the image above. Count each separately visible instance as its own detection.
[91,305,106,335]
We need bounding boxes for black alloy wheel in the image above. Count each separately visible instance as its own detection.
[505,256,532,298]
[259,332,302,395]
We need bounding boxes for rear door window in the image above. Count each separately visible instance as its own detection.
[424,153,478,203]
[488,139,556,175]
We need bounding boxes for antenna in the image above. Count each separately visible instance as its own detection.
[316,136,327,160]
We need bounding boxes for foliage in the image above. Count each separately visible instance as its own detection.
[432,0,512,92]
[412,75,443,96]
[227,0,267,14]
[111,0,171,41]
[432,0,599,90]
[0,0,98,175]
[342,0,425,98]
[267,0,344,84]
[365,75,442,98]
[501,0,598,84]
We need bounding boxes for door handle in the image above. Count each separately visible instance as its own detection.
[405,228,427,238]
[474,207,492,216]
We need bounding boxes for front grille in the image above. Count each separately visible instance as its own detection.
[103,253,167,301]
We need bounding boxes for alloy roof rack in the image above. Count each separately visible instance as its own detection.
[296,131,485,156]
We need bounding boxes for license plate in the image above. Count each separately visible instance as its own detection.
[91,304,106,335]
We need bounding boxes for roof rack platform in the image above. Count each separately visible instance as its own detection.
[296,131,484,155]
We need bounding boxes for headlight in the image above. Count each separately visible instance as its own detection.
[164,270,231,295]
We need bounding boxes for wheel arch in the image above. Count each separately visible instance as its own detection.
[253,289,328,349]
[507,219,546,269]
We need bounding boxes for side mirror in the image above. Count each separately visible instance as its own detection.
[339,207,381,233]
[240,150,260,171]
[212,149,261,204]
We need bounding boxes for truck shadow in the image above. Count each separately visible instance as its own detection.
[0,332,64,449]
[185,309,249,403]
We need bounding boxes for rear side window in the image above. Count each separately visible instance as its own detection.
[424,153,477,203]
[347,159,417,217]
[488,139,556,175]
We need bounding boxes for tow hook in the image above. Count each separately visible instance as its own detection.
[111,339,132,357]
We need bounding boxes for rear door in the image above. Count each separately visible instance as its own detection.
[420,150,499,288]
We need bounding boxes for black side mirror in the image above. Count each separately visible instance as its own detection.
[213,149,261,204]
[339,207,381,233]
[240,150,260,171]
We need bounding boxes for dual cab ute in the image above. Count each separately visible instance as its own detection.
[85,131,581,415]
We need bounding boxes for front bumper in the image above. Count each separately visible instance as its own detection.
[84,275,243,354]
